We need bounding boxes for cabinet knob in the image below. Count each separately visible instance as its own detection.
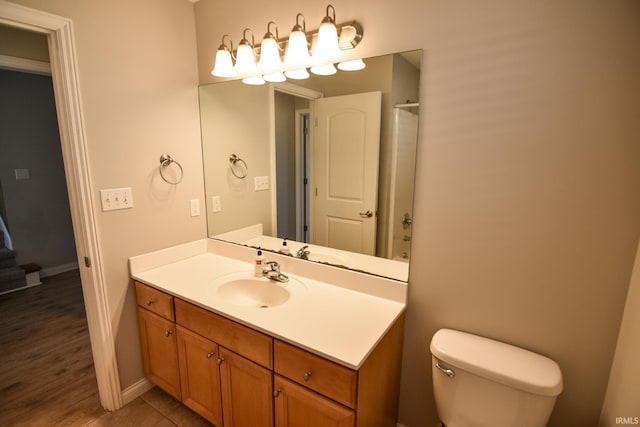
[206,352,214,359]
[164,330,173,337]
[303,371,312,381]
[273,388,281,398]
[217,357,225,365]
[146,299,154,306]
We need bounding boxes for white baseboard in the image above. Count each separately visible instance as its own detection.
[40,261,79,277]
[121,377,155,406]
[0,281,42,296]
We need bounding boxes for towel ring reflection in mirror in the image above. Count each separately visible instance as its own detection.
[229,154,248,179]
[159,154,184,185]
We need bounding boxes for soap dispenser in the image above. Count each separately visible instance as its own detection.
[254,249,265,277]
[280,239,291,255]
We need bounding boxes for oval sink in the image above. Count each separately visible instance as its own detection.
[217,278,290,308]
[213,272,307,309]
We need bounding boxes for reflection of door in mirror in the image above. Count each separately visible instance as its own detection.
[312,92,381,256]
[275,91,382,257]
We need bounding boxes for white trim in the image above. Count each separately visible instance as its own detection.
[0,54,51,75]
[0,281,42,296]
[121,377,154,406]
[294,108,310,242]
[40,261,79,277]
[269,82,323,239]
[0,0,122,411]
[273,81,323,100]
[268,86,278,236]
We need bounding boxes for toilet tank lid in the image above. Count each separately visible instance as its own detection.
[430,329,563,396]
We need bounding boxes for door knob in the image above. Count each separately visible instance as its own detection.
[359,210,373,218]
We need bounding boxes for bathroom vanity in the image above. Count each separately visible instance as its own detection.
[130,239,407,427]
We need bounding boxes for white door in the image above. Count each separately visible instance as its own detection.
[311,91,381,255]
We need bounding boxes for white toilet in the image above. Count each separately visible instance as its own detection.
[430,328,563,427]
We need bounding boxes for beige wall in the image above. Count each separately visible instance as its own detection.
[600,241,640,426]
[6,0,205,389]
[0,24,48,61]
[5,1,639,424]
[195,1,640,426]
[200,81,273,236]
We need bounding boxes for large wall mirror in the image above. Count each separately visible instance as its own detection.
[199,50,421,282]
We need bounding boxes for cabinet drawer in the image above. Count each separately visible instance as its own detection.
[175,298,273,369]
[135,281,174,321]
[274,340,357,408]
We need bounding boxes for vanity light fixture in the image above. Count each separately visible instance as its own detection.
[235,29,259,76]
[210,4,365,84]
[211,35,237,77]
[337,58,366,71]
[311,5,342,63]
[258,22,284,82]
[284,13,311,80]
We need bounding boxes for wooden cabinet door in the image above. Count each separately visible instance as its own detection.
[219,347,273,427]
[176,325,223,426]
[274,375,355,427]
[137,307,181,400]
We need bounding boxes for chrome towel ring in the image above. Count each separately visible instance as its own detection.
[159,154,184,185]
[229,154,248,179]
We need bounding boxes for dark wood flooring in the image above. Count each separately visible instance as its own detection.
[0,269,213,427]
[0,269,105,426]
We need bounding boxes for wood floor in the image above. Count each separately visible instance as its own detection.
[0,269,213,427]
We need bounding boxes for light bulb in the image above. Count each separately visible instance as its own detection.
[211,48,236,77]
[337,58,366,71]
[263,71,287,82]
[235,43,258,76]
[310,63,337,76]
[284,68,310,79]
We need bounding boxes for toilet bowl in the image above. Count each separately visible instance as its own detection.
[430,329,563,427]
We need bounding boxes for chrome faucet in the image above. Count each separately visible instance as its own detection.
[296,245,310,260]
[262,261,289,283]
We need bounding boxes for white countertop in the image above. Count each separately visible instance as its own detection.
[130,239,407,369]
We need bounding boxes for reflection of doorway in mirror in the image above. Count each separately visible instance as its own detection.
[387,104,419,260]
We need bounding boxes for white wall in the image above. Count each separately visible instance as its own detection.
[195,1,640,426]
[7,0,205,389]
[600,241,640,426]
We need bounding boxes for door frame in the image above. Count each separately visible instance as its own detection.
[0,1,122,410]
[269,82,322,239]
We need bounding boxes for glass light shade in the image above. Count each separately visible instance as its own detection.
[235,43,258,76]
[337,58,366,71]
[310,63,337,76]
[284,30,311,67]
[263,71,287,83]
[211,49,237,77]
[284,68,310,80]
[258,37,283,74]
[312,21,342,61]
[242,75,266,85]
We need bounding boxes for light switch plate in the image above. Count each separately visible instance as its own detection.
[254,176,269,191]
[100,187,133,211]
[190,199,201,217]
[212,196,221,213]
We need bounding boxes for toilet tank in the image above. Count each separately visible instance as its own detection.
[430,329,563,427]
